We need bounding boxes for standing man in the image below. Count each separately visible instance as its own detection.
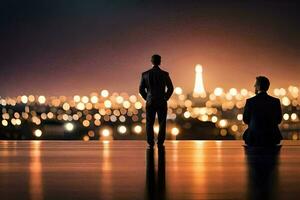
[243,76,283,146]
[139,54,174,148]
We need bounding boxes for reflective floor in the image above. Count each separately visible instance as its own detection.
[0,140,300,200]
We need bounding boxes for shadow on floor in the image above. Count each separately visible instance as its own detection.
[145,147,166,200]
[245,146,281,200]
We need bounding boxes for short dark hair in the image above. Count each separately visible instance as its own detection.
[256,76,270,92]
[151,54,161,65]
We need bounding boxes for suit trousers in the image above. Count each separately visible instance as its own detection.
[146,101,168,145]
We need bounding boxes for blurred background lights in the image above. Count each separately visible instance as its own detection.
[21,95,28,104]
[76,102,85,110]
[104,100,112,108]
[211,116,218,123]
[291,113,298,121]
[282,96,291,106]
[2,120,8,126]
[118,125,127,134]
[101,90,109,97]
[0,67,299,141]
[34,129,42,137]
[65,122,74,131]
[83,135,89,141]
[81,96,89,103]
[174,87,183,95]
[38,96,46,104]
[214,87,223,96]
[171,127,179,136]
[90,95,98,103]
[101,128,111,137]
[229,88,238,96]
[219,119,228,128]
[133,125,142,134]
[283,113,289,121]
[73,95,81,102]
[237,114,243,121]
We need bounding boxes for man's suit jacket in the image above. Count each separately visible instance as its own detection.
[139,66,174,105]
[243,92,283,146]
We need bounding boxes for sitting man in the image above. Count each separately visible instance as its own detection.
[243,76,283,146]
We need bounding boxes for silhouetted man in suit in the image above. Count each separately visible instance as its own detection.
[243,76,283,146]
[139,54,174,148]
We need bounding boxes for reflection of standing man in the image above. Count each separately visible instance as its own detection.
[139,54,174,148]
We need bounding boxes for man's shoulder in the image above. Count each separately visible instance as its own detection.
[142,69,151,76]
[142,67,169,75]
[267,94,280,101]
[160,69,169,75]
[247,93,280,103]
[246,95,256,103]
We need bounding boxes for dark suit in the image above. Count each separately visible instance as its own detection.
[139,65,174,145]
[243,92,283,146]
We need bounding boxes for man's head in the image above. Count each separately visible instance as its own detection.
[255,76,270,94]
[151,54,161,66]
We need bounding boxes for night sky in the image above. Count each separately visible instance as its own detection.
[1,1,300,96]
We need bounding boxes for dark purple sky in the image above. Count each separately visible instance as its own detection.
[1,1,300,96]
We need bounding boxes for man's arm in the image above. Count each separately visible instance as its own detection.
[275,99,283,124]
[243,99,250,124]
[139,74,147,101]
[165,72,174,101]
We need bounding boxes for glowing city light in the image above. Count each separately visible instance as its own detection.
[2,120,8,126]
[82,120,90,127]
[76,102,85,110]
[231,125,238,132]
[229,88,238,96]
[101,90,109,97]
[62,103,70,111]
[65,122,74,131]
[88,130,95,137]
[118,125,127,134]
[171,127,180,136]
[237,114,243,121]
[220,129,227,136]
[219,119,228,128]
[74,95,81,102]
[291,113,297,121]
[38,96,46,104]
[283,113,289,120]
[193,64,206,98]
[83,135,90,141]
[240,89,248,96]
[214,87,224,96]
[101,129,111,137]
[104,100,112,108]
[90,95,98,104]
[174,87,183,95]
[28,95,35,102]
[21,95,28,104]
[184,111,191,118]
[282,96,291,106]
[133,125,142,134]
[134,102,142,109]
[34,129,43,137]
[211,116,218,123]
[116,96,124,104]
[81,96,89,103]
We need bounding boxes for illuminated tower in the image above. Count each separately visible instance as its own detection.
[193,64,206,98]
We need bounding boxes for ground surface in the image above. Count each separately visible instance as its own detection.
[0,140,299,200]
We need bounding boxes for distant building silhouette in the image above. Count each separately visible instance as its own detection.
[193,64,206,98]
